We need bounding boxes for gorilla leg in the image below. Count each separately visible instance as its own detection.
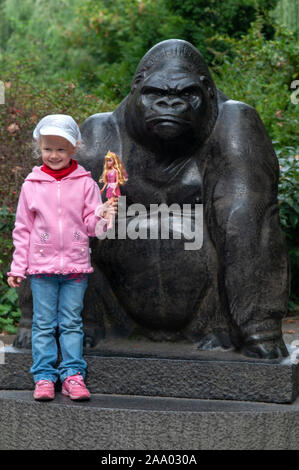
[82,262,136,349]
[183,278,233,350]
[216,199,289,359]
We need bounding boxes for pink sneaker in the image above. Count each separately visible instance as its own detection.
[62,373,90,401]
[33,380,55,401]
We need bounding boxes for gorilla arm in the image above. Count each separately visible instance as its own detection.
[211,101,289,356]
[75,111,120,182]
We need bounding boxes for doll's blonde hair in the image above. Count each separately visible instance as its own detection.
[99,151,128,185]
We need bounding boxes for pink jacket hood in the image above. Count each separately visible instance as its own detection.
[8,164,107,279]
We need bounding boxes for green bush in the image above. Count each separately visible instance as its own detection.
[0,206,20,334]
[212,19,299,148]
[276,145,299,309]
[0,260,21,334]
[166,0,279,63]
[0,0,187,101]
[66,0,188,101]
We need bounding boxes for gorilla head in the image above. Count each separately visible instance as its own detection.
[125,39,218,158]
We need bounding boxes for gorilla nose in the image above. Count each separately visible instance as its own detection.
[153,97,188,113]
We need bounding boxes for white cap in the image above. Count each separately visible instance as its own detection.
[33,114,81,147]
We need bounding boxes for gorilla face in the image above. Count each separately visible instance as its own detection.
[125,57,216,157]
[140,65,203,140]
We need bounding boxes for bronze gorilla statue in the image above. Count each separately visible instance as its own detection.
[14,39,289,359]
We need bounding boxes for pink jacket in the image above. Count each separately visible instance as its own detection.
[7,164,108,279]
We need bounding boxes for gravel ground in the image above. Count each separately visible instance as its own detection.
[282,316,299,345]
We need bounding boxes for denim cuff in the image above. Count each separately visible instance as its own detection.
[59,369,86,383]
[33,374,59,384]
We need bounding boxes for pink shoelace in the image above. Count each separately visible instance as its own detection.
[65,374,85,387]
[36,380,53,387]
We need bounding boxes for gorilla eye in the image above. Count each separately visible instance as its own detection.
[180,86,201,98]
[142,87,165,97]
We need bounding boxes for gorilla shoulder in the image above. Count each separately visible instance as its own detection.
[80,111,115,142]
[214,99,278,179]
[216,99,275,154]
[220,99,260,124]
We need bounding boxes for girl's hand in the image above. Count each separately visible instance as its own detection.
[7,276,23,288]
[103,199,117,230]
[95,198,118,219]
[103,197,118,218]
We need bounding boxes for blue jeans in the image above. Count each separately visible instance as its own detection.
[29,274,88,383]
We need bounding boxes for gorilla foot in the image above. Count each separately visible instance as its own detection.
[13,326,32,349]
[197,331,233,351]
[242,336,289,359]
[83,326,105,350]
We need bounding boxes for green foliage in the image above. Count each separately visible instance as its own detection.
[271,0,299,39]
[0,0,293,104]
[0,206,15,270]
[0,204,21,334]
[276,145,299,306]
[0,0,85,85]
[0,260,21,334]
[212,19,299,148]
[67,0,187,101]
[0,0,186,101]
[165,0,279,63]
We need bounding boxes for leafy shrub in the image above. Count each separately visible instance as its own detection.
[212,19,299,148]
[276,145,299,308]
[166,0,279,63]
[66,0,188,101]
[0,206,20,333]
[0,260,21,334]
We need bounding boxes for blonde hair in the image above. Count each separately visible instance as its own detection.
[99,151,127,185]
[31,136,86,160]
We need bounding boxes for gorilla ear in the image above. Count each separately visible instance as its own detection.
[200,75,215,98]
[131,72,146,93]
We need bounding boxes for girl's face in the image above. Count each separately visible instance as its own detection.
[106,157,114,169]
[40,135,76,170]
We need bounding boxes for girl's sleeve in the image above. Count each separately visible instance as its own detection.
[7,183,35,279]
[83,178,108,237]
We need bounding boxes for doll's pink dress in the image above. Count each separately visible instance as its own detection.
[106,169,121,198]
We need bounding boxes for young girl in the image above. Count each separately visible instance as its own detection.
[99,150,127,230]
[7,114,117,401]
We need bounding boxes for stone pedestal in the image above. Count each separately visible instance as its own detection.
[1,342,299,404]
[1,342,299,449]
[0,390,299,450]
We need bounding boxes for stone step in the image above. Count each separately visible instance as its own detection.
[0,390,299,450]
[1,343,299,403]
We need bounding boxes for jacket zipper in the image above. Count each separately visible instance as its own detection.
[57,181,63,272]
